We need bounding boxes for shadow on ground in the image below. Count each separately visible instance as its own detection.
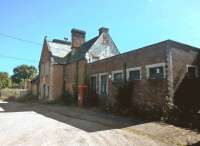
[0,101,148,132]
[188,142,200,146]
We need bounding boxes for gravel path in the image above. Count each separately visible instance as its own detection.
[0,101,199,146]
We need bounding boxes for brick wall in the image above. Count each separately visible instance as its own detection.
[169,42,200,110]
[39,41,51,100]
[88,42,169,113]
[64,59,86,95]
[51,64,64,99]
[32,84,38,96]
[171,44,200,92]
[39,40,65,101]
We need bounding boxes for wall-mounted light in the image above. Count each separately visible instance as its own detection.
[109,74,112,80]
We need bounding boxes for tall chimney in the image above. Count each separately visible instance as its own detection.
[71,29,86,50]
[99,27,109,35]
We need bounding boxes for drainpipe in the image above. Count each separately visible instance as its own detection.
[167,45,174,103]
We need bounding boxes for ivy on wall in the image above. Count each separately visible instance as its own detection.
[72,61,79,105]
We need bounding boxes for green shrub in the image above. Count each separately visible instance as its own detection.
[161,96,200,130]
[63,90,74,105]
[16,93,38,103]
[72,82,78,105]
[87,89,98,106]
[44,98,65,105]
[161,96,175,121]
[112,81,134,113]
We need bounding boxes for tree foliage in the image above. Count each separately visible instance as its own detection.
[11,65,37,84]
[0,72,11,89]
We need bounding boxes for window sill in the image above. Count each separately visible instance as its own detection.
[148,78,166,80]
[112,80,123,83]
[128,79,141,81]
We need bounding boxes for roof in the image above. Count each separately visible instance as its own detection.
[47,41,71,58]
[64,36,99,63]
[31,75,39,84]
[165,39,200,52]
[89,39,200,64]
[44,36,99,64]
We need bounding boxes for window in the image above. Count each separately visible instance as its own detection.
[92,56,99,62]
[149,67,164,79]
[41,64,45,75]
[45,63,49,76]
[112,70,123,82]
[187,65,198,78]
[146,63,166,79]
[129,70,140,80]
[44,85,49,98]
[113,72,123,81]
[99,73,108,96]
[127,67,141,80]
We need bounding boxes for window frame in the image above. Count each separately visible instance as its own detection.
[146,63,166,79]
[99,72,109,96]
[90,74,98,91]
[186,65,198,78]
[45,63,50,76]
[127,67,142,81]
[112,70,123,82]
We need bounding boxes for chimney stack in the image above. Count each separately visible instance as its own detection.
[71,28,86,50]
[99,27,109,35]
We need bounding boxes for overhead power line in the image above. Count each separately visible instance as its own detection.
[0,53,38,63]
[0,32,42,46]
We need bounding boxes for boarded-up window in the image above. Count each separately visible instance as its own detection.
[149,66,164,79]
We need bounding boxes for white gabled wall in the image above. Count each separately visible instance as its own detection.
[85,33,120,63]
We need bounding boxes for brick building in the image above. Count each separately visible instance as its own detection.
[38,27,119,101]
[37,27,200,114]
[89,40,200,113]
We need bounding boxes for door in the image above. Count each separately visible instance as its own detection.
[91,76,97,93]
[100,74,108,96]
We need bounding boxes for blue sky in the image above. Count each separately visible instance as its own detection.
[0,0,200,75]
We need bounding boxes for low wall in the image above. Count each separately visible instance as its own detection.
[0,89,28,99]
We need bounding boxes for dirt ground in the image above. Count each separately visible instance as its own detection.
[0,100,199,146]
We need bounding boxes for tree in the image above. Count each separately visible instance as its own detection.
[0,72,11,89]
[11,65,37,86]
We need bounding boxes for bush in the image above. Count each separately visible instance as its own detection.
[16,93,38,103]
[112,81,134,113]
[0,88,29,101]
[162,96,200,130]
[44,98,65,105]
[72,82,78,105]
[3,92,37,103]
[63,90,74,105]
[87,88,98,106]
[161,96,175,121]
